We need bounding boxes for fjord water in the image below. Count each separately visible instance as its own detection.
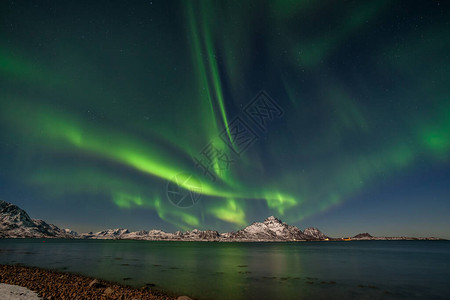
[0,240,449,300]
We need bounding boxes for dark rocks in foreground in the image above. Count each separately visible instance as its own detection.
[0,264,175,300]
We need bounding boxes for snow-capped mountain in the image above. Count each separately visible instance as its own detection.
[303,227,328,240]
[80,228,130,239]
[76,216,325,241]
[2,199,440,241]
[0,200,75,238]
[227,216,326,241]
[79,228,222,241]
[0,199,328,241]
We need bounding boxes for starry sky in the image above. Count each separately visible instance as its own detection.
[1,0,449,238]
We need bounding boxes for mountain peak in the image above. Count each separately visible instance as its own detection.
[303,227,327,239]
[0,199,75,238]
[353,233,373,239]
[264,216,282,223]
[0,200,330,241]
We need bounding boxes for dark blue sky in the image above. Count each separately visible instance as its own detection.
[0,0,449,238]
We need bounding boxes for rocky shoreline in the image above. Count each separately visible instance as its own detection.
[0,264,188,300]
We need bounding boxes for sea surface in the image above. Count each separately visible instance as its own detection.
[0,239,449,300]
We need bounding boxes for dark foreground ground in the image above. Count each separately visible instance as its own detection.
[0,264,186,300]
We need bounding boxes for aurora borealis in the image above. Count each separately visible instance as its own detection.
[1,1,449,237]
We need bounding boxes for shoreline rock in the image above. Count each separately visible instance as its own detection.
[0,264,178,300]
[0,283,41,300]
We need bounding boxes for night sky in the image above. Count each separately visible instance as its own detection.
[1,1,449,238]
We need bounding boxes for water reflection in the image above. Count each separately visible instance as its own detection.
[1,239,449,300]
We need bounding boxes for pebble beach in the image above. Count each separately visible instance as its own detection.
[0,265,188,300]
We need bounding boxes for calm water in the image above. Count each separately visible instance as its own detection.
[0,239,449,300]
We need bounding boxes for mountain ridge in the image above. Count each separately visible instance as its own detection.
[0,200,75,239]
[0,200,443,241]
[0,200,328,241]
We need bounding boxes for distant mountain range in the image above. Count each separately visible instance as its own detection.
[74,215,329,241]
[0,200,443,241]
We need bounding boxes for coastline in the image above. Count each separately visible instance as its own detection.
[1,237,444,242]
[0,264,182,300]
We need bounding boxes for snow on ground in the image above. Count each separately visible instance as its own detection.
[0,283,41,300]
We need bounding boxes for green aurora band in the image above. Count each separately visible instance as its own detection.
[0,1,449,231]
